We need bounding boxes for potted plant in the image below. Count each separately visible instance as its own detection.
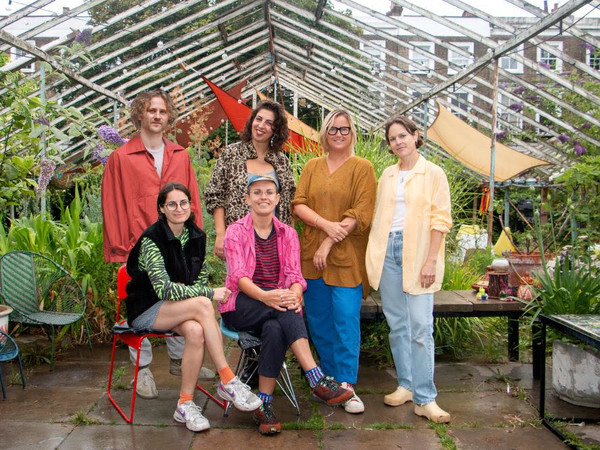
[524,255,600,407]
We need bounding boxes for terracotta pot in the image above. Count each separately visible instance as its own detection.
[0,304,12,335]
[507,252,545,287]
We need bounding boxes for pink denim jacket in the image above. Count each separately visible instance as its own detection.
[220,213,307,313]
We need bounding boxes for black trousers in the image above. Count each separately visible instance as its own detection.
[221,292,308,378]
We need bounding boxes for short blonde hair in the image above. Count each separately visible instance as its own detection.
[319,109,357,153]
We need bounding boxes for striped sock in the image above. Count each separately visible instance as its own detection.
[179,391,194,405]
[218,366,236,385]
[305,366,324,388]
[258,391,273,404]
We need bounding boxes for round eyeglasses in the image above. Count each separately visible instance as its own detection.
[327,126,351,136]
[164,199,191,211]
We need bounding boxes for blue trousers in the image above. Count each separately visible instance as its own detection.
[379,231,437,405]
[304,278,362,384]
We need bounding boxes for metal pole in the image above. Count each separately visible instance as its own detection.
[40,64,47,219]
[504,186,510,230]
[488,60,500,247]
[423,101,428,157]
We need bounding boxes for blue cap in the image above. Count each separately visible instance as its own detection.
[247,174,280,192]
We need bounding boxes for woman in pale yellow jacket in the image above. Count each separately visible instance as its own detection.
[365,116,452,423]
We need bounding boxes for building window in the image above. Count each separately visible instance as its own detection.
[409,42,434,74]
[11,41,36,73]
[447,91,473,120]
[587,45,600,70]
[537,42,563,71]
[447,42,474,75]
[498,42,524,74]
[360,40,386,74]
[498,93,523,130]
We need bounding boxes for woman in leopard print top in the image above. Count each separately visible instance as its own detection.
[205,100,295,259]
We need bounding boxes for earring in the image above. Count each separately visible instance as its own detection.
[270,135,276,147]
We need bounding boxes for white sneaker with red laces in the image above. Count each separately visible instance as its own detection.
[341,382,365,414]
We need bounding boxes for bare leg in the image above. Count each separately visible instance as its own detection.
[289,338,319,371]
[173,320,204,394]
[258,376,277,395]
[153,297,228,371]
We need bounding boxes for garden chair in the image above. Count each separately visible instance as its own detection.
[0,330,26,399]
[219,319,300,416]
[107,265,225,423]
[0,251,92,370]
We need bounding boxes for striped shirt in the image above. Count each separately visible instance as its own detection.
[253,228,279,289]
[139,227,213,301]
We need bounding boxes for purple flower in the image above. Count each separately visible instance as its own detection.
[97,125,127,146]
[500,82,509,89]
[539,61,551,69]
[557,134,570,143]
[584,42,596,52]
[574,141,587,156]
[92,142,108,165]
[33,114,50,126]
[495,130,508,139]
[36,159,56,194]
[74,28,92,47]
[580,122,591,130]
[509,102,523,112]
[513,85,525,95]
[526,95,541,103]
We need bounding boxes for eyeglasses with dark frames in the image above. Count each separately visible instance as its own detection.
[327,126,351,136]
[164,199,191,211]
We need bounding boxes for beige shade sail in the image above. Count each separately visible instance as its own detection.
[426,102,551,182]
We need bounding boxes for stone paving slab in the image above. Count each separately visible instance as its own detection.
[321,429,442,449]
[189,429,321,449]
[0,386,102,423]
[451,427,567,449]
[0,423,75,450]
[59,424,193,450]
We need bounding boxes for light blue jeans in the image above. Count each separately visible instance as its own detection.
[304,278,362,384]
[379,231,437,405]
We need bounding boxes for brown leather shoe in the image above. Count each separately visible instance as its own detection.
[414,401,451,423]
[384,386,413,406]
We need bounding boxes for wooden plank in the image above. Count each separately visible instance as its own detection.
[433,290,473,313]
[454,289,524,313]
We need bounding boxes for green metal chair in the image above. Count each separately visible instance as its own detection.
[0,251,92,369]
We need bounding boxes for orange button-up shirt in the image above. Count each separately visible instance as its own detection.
[292,156,376,294]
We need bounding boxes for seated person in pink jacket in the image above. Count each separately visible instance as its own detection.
[221,175,352,436]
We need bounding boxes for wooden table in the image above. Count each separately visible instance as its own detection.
[362,290,525,361]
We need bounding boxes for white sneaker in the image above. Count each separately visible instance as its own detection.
[217,376,262,412]
[341,382,365,414]
[173,401,210,432]
[132,367,158,399]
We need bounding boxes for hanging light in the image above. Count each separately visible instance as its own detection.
[221,51,228,60]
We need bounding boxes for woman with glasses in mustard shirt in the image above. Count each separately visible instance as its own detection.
[292,109,376,414]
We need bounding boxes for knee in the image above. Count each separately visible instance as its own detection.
[262,320,284,344]
[191,296,215,318]
[183,322,205,347]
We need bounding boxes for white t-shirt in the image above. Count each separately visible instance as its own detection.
[146,143,165,179]
[390,170,411,232]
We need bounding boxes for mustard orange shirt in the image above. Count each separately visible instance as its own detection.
[292,156,376,293]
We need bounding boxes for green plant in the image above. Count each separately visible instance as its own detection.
[524,257,600,322]
[71,410,100,425]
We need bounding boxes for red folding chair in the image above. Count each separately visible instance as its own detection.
[107,265,225,423]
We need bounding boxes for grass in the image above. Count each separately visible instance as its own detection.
[71,410,100,425]
[430,423,456,450]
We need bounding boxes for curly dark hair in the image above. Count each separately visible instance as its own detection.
[157,181,195,224]
[384,115,424,149]
[240,100,289,152]
[130,89,178,130]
